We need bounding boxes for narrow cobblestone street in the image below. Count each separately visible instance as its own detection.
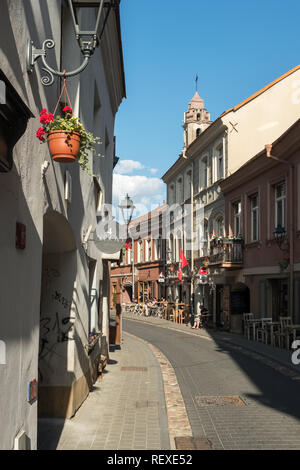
[124,315,300,450]
[39,313,300,450]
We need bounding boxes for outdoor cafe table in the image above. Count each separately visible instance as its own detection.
[264,321,280,346]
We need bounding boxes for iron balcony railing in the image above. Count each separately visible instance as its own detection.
[209,238,244,266]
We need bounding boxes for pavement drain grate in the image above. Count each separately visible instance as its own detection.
[121,367,148,371]
[174,436,214,450]
[135,400,159,409]
[195,395,246,407]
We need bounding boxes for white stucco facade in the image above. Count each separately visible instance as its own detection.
[0,0,125,450]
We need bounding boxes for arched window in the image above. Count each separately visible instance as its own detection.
[197,113,200,121]
[215,216,224,237]
[196,128,201,137]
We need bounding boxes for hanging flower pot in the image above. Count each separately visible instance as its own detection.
[36,106,101,173]
[48,130,81,163]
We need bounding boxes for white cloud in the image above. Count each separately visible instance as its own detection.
[113,173,165,218]
[149,168,158,174]
[114,159,145,174]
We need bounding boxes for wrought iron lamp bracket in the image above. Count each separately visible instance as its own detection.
[26,0,113,86]
[27,39,94,86]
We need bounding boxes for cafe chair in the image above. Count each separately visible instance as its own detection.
[256,318,272,343]
[273,316,292,349]
[243,313,254,340]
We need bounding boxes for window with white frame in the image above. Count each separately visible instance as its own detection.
[184,170,192,200]
[176,177,183,203]
[201,219,208,256]
[169,184,175,205]
[250,194,259,242]
[169,234,174,262]
[145,239,152,262]
[217,146,224,180]
[138,240,143,263]
[233,201,242,236]
[275,182,286,229]
[155,239,161,260]
[200,156,208,190]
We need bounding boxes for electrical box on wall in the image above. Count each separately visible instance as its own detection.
[16,222,26,250]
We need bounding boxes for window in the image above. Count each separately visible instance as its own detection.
[176,178,183,203]
[169,234,174,262]
[145,239,152,262]
[200,157,208,190]
[184,170,192,200]
[215,216,224,237]
[138,240,143,263]
[0,70,33,172]
[275,182,286,229]
[155,239,161,260]
[217,147,224,180]
[196,128,201,137]
[233,201,241,236]
[201,219,208,256]
[250,194,259,242]
[197,113,200,121]
[169,184,175,205]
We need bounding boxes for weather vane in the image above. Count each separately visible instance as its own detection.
[195,74,199,92]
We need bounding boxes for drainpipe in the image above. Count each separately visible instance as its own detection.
[265,144,294,319]
[190,161,194,314]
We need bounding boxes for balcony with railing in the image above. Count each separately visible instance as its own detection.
[209,238,244,268]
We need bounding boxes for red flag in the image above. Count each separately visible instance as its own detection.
[178,249,188,282]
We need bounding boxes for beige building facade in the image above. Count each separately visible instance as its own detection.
[163,65,300,326]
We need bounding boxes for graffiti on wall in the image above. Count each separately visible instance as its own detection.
[39,291,75,361]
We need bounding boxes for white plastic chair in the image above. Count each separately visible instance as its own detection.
[256,318,272,342]
[243,313,254,340]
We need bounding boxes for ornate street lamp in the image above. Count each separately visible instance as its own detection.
[118,194,135,300]
[118,194,135,226]
[273,224,287,250]
[27,0,120,86]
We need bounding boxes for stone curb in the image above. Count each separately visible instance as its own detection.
[124,331,192,450]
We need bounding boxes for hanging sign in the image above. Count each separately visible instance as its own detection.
[158,272,165,283]
[199,275,208,285]
[200,266,208,275]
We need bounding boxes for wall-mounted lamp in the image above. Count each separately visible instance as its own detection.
[273,224,288,251]
[27,0,120,86]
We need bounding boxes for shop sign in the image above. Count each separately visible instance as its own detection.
[158,272,165,283]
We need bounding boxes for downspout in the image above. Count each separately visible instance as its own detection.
[265,144,294,319]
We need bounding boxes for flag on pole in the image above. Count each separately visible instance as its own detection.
[178,248,189,282]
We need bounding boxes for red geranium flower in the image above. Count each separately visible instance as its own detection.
[40,112,54,124]
[40,108,47,116]
[36,127,46,141]
[63,106,72,114]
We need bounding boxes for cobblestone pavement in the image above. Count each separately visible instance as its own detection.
[124,315,300,450]
[38,334,170,450]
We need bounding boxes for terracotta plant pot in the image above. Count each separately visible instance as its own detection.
[48,131,81,163]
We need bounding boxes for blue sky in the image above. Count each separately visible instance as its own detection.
[113,0,300,216]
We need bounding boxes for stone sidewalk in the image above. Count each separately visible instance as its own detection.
[38,333,171,450]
